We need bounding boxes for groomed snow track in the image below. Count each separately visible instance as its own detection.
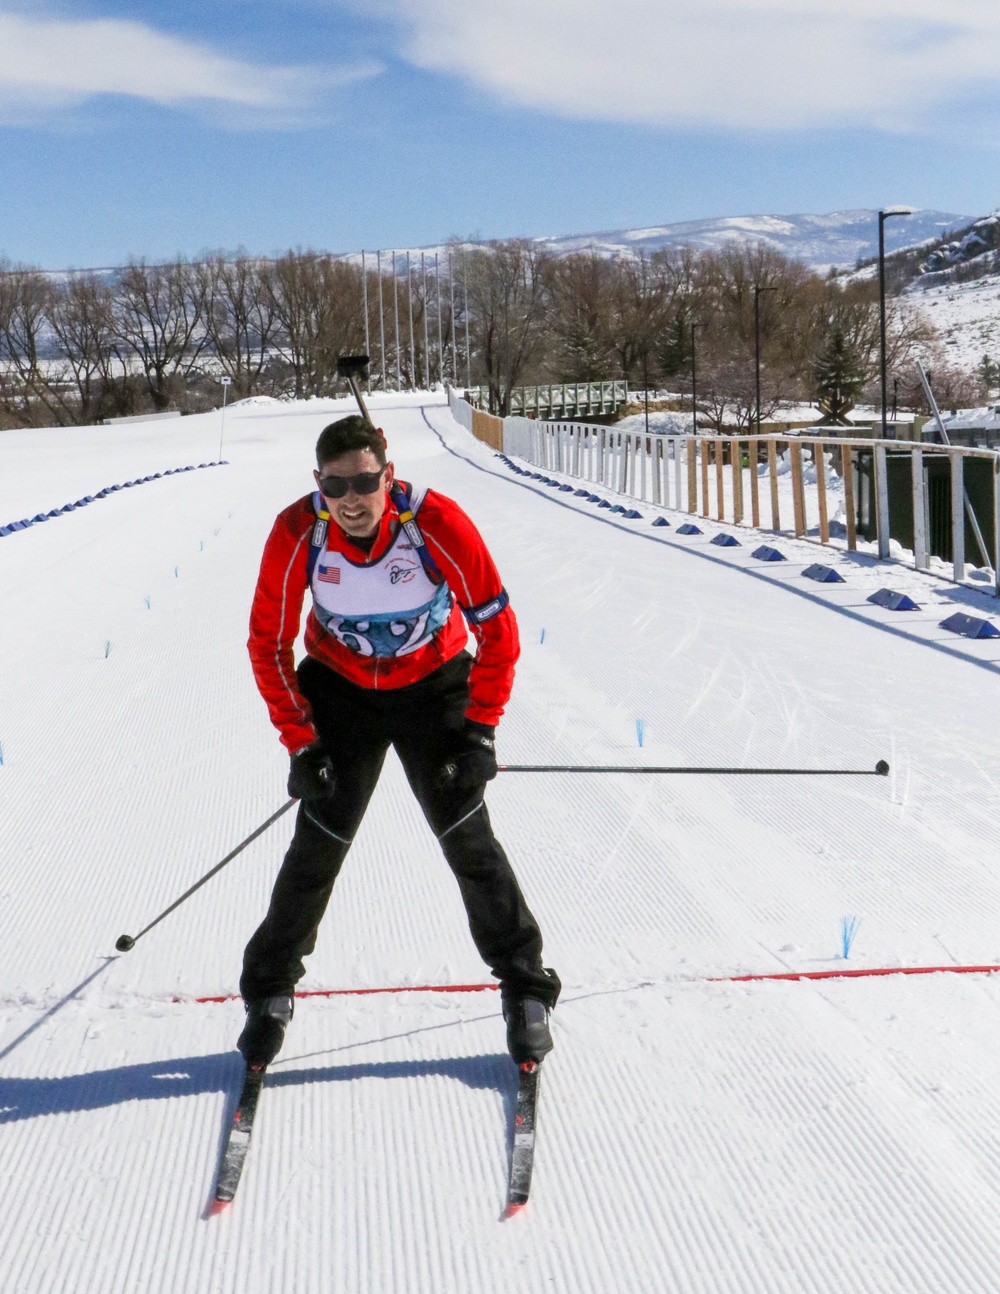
[3,393,1000,1292]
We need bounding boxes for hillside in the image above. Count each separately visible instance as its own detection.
[532,208,970,273]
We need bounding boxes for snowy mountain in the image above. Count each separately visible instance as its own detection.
[334,211,971,277]
[530,209,971,272]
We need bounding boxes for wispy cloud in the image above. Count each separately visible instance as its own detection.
[0,9,382,124]
[379,0,1000,132]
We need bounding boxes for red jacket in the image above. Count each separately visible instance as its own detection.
[248,484,520,752]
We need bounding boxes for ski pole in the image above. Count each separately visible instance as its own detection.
[498,760,890,776]
[114,799,297,952]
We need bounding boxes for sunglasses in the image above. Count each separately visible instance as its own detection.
[316,468,385,499]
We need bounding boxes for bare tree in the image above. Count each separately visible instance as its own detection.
[545,252,617,381]
[268,253,366,397]
[113,259,209,410]
[0,265,64,426]
[47,273,132,422]
[201,253,282,396]
[465,240,551,413]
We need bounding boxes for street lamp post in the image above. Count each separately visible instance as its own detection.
[642,350,650,437]
[878,206,915,438]
[754,284,776,435]
[690,321,702,435]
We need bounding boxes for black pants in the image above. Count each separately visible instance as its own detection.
[241,653,559,1008]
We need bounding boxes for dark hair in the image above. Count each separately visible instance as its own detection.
[315,415,387,469]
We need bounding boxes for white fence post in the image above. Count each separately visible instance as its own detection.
[675,439,683,512]
[950,450,965,582]
[994,455,1000,597]
[911,447,927,571]
[874,443,890,560]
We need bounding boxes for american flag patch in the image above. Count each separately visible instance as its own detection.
[317,565,341,584]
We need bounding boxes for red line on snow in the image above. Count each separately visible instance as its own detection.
[182,983,499,1005]
[710,964,1000,984]
[180,964,1000,1005]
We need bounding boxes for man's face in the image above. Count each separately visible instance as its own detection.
[314,448,394,539]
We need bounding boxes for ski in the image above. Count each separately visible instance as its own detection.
[211,1063,266,1213]
[505,1060,541,1217]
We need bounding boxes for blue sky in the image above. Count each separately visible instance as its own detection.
[0,0,997,268]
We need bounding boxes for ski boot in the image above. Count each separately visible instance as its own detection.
[503,997,553,1065]
[237,994,293,1068]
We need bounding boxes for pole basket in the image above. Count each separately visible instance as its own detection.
[337,355,371,382]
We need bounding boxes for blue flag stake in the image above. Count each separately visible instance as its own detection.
[840,915,861,959]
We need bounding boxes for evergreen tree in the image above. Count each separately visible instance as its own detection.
[814,328,864,424]
[978,353,999,400]
[657,315,690,379]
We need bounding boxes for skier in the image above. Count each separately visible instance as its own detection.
[238,413,560,1069]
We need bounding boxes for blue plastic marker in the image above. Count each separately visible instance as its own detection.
[840,915,861,959]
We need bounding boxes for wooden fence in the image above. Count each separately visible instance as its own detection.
[470,408,504,451]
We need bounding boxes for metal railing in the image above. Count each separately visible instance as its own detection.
[463,380,628,419]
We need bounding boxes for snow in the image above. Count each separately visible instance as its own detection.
[907,273,1000,375]
[4,393,1000,1290]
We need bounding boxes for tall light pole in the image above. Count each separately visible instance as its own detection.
[392,251,401,390]
[406,250,416,390]
[448,249,458,382]
[878,205,914,437]
[421,252,430,390]
[376,250,386,390]
[754,284,776,434]
[435,252,444,387]
[462,248,472,388]
[361,250,370,390]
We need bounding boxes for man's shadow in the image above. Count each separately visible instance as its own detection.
[0,1047,521,1215]
[0,1050,516,1124]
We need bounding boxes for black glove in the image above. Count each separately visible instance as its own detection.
[288,740,336,801]
[437,721,498,794]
